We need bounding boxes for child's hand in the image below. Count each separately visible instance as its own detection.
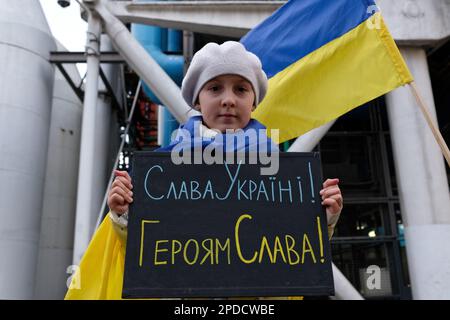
[320,178,343,227]
[108,170,134,216]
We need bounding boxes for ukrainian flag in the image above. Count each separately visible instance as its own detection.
[242,0,413,143]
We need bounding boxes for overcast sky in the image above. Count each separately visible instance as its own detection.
[39,0,87,75]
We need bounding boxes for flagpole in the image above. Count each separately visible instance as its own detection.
[408,81,450,168]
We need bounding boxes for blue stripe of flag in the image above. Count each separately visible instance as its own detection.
[241,0,378,78]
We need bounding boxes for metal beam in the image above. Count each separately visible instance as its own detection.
[50,51,124,63]
[106,1,285,38]
[50,52,124,110]
[54,63,85,102]
[106,0,450,44]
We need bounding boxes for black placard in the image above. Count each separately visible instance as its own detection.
[122,152,334,298]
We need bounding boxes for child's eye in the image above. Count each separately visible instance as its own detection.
[208,86,220,92]
[237,87,249,93]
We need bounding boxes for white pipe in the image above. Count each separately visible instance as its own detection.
[88,34,118,237]
[332,264,364,300]
[287,121,336,152]
[94,0,197,124]
[72,11,102,265]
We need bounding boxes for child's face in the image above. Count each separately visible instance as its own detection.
[195,74,255,133]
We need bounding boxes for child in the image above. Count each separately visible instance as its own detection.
[66,41,342,300]
[109,41,342,238]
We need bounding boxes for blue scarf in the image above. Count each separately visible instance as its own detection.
[155,115,279,153]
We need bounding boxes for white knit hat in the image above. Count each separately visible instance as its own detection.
[181,41,268,108]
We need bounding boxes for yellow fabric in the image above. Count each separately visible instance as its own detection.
[252,13,413,143]
[65,215,335,300]
[65,216,125,300]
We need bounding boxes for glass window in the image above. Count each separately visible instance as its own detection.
[320,134,386,196]
[332,204,387,238]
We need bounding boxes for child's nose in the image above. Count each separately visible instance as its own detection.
[221,91,236,108]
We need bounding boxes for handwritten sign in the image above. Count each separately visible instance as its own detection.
[122,152,334,298]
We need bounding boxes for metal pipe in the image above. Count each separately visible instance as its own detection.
[72,11,102,265]
[131,20,184,146]
[287,121,336,152]
[88,34,118,239]
[183,30,194,74]
[332,264,364,300]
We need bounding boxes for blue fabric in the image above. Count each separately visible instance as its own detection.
[241,0,377,78]
[154,115,279,153]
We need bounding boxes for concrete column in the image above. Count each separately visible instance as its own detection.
[386,47,450,299]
